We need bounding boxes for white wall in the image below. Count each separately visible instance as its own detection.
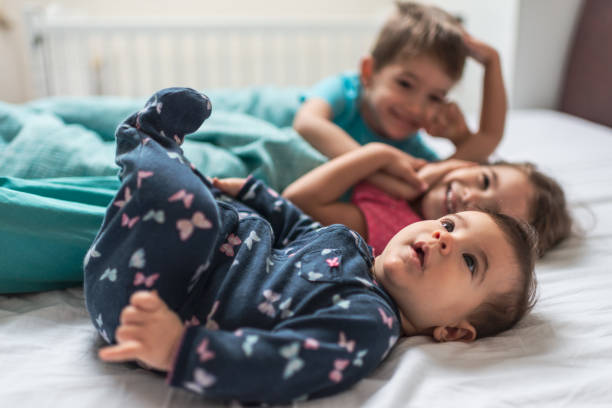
[513,0,584,109]
[0,0,584,109]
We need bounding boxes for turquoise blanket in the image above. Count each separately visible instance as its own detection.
[0,87,326,293]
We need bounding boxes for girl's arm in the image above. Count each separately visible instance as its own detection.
[293,98,363,158]
[426,34,507,163]
[282,143,425,237]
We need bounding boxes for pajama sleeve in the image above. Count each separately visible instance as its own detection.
[167,298,400,404]
[235,177,320,247]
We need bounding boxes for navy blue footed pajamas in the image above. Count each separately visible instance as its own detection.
[84,88,401,405]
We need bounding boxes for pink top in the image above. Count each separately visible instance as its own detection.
[351,182,422,256]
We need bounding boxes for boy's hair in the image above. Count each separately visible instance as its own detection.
[495,161,572,257]
[467,211,538,339]
[371,1,467,80]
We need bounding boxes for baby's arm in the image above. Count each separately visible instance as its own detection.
[428,34,507,162]
[283,143,426,236]
[293,98,362,158]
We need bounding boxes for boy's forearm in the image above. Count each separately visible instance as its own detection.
[294,115,361,158]
[283,144,392,209]
[453,52,507,162]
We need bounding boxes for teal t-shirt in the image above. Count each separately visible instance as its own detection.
[301,71,439,161]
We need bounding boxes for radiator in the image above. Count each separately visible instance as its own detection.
[24,8,381,97]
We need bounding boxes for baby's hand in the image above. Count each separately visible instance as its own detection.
[463,33,499,65]
[425,102,471,146]
[212,177,247,197]
[98,291,184,372]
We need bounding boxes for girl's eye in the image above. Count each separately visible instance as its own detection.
[441,219,455,232]
[397,79,412,89]
[482,174,490,190]
[463,254,476,275]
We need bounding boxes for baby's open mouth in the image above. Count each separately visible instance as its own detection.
[412,243,425,269]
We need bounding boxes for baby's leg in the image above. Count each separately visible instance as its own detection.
[84,88,219,343]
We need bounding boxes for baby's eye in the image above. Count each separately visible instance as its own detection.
[441,219,455,232]
[463,254,476,275]
[482,174,490,190]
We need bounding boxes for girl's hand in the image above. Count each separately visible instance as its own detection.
[425,102,472,147]
[212,177,247,197]
[418,159,477,189]
[98,291,184,372]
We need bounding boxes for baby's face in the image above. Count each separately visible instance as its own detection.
[420,165,534,222]
[360,54,455,141]
[373,211,519,335]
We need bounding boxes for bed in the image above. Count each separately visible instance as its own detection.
[3,4,612,407]
[1,108,611,407]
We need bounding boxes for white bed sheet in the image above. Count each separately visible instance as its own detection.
[2,109,611,407]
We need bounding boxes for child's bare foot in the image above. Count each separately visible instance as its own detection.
[98,291,184,372]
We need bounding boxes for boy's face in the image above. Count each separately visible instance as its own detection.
[360,54,455,140]
[373,211,519,340]
[420,164,534,223]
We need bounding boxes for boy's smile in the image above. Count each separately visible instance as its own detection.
[372,211,519,338]
[360,54,455,141]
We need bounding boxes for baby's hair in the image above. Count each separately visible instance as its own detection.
[467,211,538,339]
[370,1,467,80]
[494,161,572,257]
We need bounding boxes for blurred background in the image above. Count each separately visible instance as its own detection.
[0,0,589,118]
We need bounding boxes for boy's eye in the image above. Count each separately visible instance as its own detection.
[429,94,444,104]
[482,174,490,190]
[441,219,454,232]
[463,254,476,275]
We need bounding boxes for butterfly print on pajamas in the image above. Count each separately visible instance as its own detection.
[168,189,194,209]
[177,212,213,241]
[219,234,241,257]
[133,272,159,288]
[113,187,132,208]
[137,171,154,188]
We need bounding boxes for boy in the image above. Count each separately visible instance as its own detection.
[87,87,537,404]
[294,2,507,197]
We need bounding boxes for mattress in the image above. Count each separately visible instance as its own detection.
[2,109,611,407]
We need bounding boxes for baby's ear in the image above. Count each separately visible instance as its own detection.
[433,321,476,342]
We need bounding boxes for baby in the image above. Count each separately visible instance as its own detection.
[85,88,537,404]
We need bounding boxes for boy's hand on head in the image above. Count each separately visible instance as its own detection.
[98,291,184,372]
[426,102,471,147]
[212,177,247,197]
[463,33,499,66]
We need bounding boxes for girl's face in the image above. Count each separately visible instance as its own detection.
[359,54,455,141]
[419,165,534,222]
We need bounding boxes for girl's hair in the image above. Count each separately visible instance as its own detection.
[467,211,538,338]
[370,1,467,80]
[494,161,573,257]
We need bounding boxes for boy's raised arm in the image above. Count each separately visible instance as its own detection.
[428,35,507,163]
[458,34,507,162]
[293,98,362,158]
